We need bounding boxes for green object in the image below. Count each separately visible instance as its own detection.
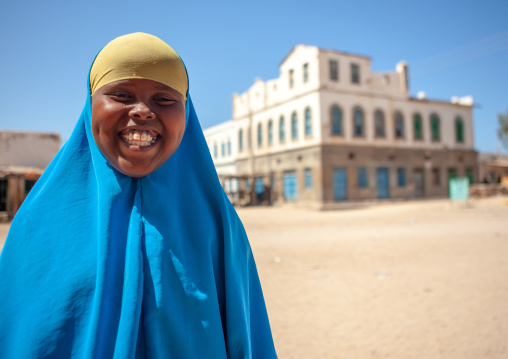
[455,117,464,143]
[431,114,440,141]
[449,177,469,201]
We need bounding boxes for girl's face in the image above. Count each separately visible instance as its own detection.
[91,78,186,177]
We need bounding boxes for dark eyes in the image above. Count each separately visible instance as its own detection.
[108,92,131,101]
[153,96,176,104]
[108,92,176,105]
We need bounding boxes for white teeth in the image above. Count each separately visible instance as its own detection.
[120,130,158,147]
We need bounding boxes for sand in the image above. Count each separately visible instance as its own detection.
[238,197,508,358]
[1,196,507,358]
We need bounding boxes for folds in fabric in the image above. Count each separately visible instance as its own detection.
[0,66,277,358]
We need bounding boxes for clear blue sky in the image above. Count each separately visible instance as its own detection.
[1,0,507,153]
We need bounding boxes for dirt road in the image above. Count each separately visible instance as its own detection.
[238,197,508,358]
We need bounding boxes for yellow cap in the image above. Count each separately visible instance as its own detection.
[90,33,188,99]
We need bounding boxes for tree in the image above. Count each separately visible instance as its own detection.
[498,109,508,149]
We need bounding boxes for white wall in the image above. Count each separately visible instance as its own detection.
[0,131,60,168]
[205,43,475,172]
[320,92,474,150]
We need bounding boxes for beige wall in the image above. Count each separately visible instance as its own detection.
[203,44,477,205]
[321,145,477,203]
[0,131,60,168]
[319,92,474,150]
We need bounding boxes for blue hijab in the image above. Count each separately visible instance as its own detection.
[0,35,277,358]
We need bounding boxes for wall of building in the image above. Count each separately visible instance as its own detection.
[319,92,474,150]
[321,145,477,204]
[0,131,60,220]
[203,44,476,207]
[0,131,60,168]
[235,145,323,206]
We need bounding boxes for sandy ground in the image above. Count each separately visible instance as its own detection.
[1,197,507,358]
[237,197,508,359]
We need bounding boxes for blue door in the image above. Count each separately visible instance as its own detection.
[333,168,347,201]
[377,167,390,199]
[283,171,298,201]
[255,177,265,202]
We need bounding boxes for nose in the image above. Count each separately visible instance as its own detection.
[129,101,155,120]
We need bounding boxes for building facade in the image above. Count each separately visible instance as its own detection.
[204,45,477,207]
[0,131,60,220]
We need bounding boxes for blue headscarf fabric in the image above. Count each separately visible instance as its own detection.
[0,41,277,358]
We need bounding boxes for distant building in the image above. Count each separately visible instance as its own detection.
[478,153,508,183]
[205,44,477,208]
[0,131,60,220]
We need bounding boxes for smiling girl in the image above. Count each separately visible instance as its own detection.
[0,33,277,358]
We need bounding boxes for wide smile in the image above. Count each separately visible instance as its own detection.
[119,129,160,148]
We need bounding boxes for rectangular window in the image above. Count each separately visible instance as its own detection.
[432,168,440,186]
[221,143,225,157]
[304,168,312,188]
[245,177,251,190]
[213,144,218,158]
[303,63,309,83]
[329,60,338,81]
[257,125,263,148]
[397,168,406,187]
[357,167,367,188]
[227,141,231,156]
[238,130,243,152]
[289,69,294,88]
[351,63,360,84]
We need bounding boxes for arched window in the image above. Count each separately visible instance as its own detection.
[374,109,385,138]
[238,129,243,152]
[430,114,440,141]
[455,116,464,143]
[413,113,423,140]
[331,106,342,135]
[268,120,273,145]
[279,116,285,142]
[291,111,298,140]
[353,107,364,137]
[394,111,404,139]
[257,123,263,147]
[304,107,312,136]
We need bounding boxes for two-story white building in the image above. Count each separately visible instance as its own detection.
[204,45,477,207]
